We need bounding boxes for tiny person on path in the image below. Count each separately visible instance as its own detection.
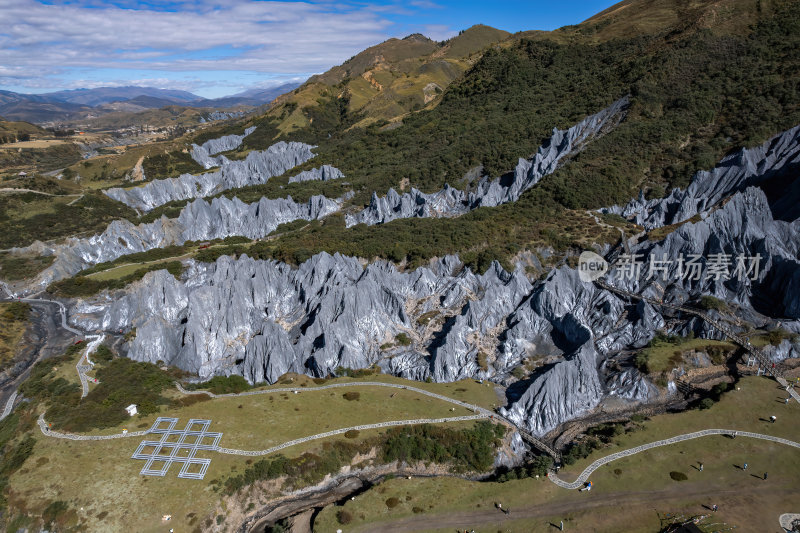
[764,472,768,480]
[699,462,704,471]
[712,504,718,512]
[786,398,790,404]
[770,415,777,423]
[560,520,564,530]
[743,462,748,470]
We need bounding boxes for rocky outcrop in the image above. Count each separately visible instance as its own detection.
[28,194,341,288]
[191,126,257,168]
[288,165,344,183]
[608,187,800,321]
[104,139,316,212]
[346,96,629,227]
[200,111,246,123]
[602,125,800,229]
[68,251,659,436]
[49,114,800,441]
[502,343,604,436]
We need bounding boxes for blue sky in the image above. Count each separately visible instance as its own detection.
[0,1,619,98]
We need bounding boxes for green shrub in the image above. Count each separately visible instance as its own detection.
[497,455,553,482]
[669,471,688,481]
[343,392,361,401]
[186,375,252,395]
[92,345,114,362]
[385,497,400,509]
[1,302,30,322]
[39,357,174,432]
[395,333,411,346]
[382,421,504,473]
[765,328,797,346]
[697,398,715,410]
[698,296,729,312]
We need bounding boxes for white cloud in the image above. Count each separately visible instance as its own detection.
[0,0,463,95]
[0,0,392,74]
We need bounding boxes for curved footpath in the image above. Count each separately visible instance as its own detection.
[0,289,102,418]
[35,381,800,491]
[216,415,488,456]
[548,429,800,489]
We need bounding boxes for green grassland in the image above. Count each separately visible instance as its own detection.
[633,334,738,375]
[0,188,137,249]
[1,343,503,532]
[314,375,800,532]
[0,120,47,143]
[0,143,83,175]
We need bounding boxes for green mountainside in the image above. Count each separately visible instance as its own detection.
[220,0,798,270]
[3,0,799,275]
[268,25,510,132]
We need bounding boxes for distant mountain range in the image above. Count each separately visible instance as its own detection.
[0,84,300,124]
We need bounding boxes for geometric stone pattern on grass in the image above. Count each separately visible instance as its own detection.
[131,417,222,480]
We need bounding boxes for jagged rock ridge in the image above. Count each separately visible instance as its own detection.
[104,137,316,212]
[288,165,344,183]
[191,125,257,168]
[602,125,800,229]
[346,96,629,227]
[28,194,341,289]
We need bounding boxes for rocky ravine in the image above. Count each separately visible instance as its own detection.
[67,119,800,437]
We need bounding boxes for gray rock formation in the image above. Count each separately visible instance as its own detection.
[502,344,604,436]
[200,111,246,123]
[288,165,344,183]
[104,139,316,212]
[602,125,800,229]
[191,126,257,168]
[51,116,800,439]
[608,187,800,321]
[28,194,341,289]
[346,96,629,227]
[68,250,662,436]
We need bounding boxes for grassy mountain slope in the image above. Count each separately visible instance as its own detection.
[211,0,799,271]
[268,26,510,133]
[4,0,799,275]
[0,120,47,142]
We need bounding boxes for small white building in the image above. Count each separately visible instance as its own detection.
[125,404,138,417]
[17,171,28,178]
